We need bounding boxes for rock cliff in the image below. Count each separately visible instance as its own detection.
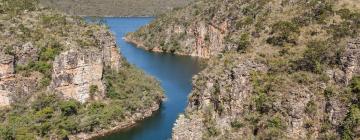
[0,0,163,139]
[50,50,106,103]
[129,0,360,139]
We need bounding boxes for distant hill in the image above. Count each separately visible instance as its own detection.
[39,0,194,17]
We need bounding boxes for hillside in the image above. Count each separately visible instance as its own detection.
[126,0,360,139]
[39,0,194,17]
[0,0,163,139]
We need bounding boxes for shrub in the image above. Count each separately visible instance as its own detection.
[60,100,79,116]
[306,0,334,23]
[32,94,57,111]
[41,14,67,27]
[39,43,62,61]
[337,9,352,20]
[4,46,14,55]
[230,120,244,129]
[207,125,221,136]
[351,76,360,94]
[267,21,299,46]
[296,40,341,73]
[267,116,284,129]
[236,34,250,52]
[305,100,317,116]
[0,126,15,140]
[341,105,360,140]
[1,0,39,16]
[89,85,99,98]
[330,21,356,39]
[35,107,54,122]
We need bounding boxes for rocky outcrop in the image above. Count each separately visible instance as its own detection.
[133,0,360,139]
[50,50,106,103]
[0,76,39,107]
[0,90,10,107]
[173,56,268,139]
[0,1,165,139]
[126,20,229,58]
[14,42,39,65]
[0,53,14,79]
[49,28,123,103]
[341,38,360,85]
[94,29,122,71]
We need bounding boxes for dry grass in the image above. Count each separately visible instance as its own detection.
[39,0,194,16]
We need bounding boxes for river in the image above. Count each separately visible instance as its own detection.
[97,17,204,140]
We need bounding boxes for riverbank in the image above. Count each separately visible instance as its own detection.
[0,2,165,139]
[94,17,205,140]
[123,36,209,59]
[69,101,162,140]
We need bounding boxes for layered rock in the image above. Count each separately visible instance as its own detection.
[129,0,360,139]
[50,50,106,103]
[0,1,164,139]
[94,29,122,71]
[0,90,10,107]
[126,20,229,58]
[0,53,14,79]
[14,42,39,65]
[341,38,360,85]
[173,56,269,139]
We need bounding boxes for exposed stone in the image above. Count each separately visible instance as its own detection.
[0,53,15,79]
[14,42,39,65]
[0,76,39,106]
[173,57,269,139]
[341,38,360,85]
[94,30,122,71]
[50,50,105,103]
[0,90,10,107]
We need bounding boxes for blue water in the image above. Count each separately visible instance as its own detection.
[98,17,204,140]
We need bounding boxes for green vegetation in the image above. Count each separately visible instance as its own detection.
[104,63,163,111]
[341,77,360,139]
[0,0,164,139]
[39,0,193,17]
[129,0,360,139]
[0,0,39,16]
[0,94,123,139]
[267,21,300,46]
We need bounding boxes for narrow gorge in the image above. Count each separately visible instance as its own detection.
[1,0,360,140]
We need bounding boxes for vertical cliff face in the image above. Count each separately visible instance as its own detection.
[0,54,14,79]
[172,38,360,140]
[0,54,14,107]
[50,50,106,103]
[126,16,229,58]
[49,28,122,103]
[0,1,164,139]
[129,0,360,139]
[341,38,360,85]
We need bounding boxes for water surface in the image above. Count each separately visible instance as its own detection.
[99,17,203,140]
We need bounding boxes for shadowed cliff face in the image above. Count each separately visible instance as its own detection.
[39,0,194,17]
[128,0,360,139]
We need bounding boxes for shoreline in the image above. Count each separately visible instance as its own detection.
[123,36,209,59]
[69,101,162,140]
